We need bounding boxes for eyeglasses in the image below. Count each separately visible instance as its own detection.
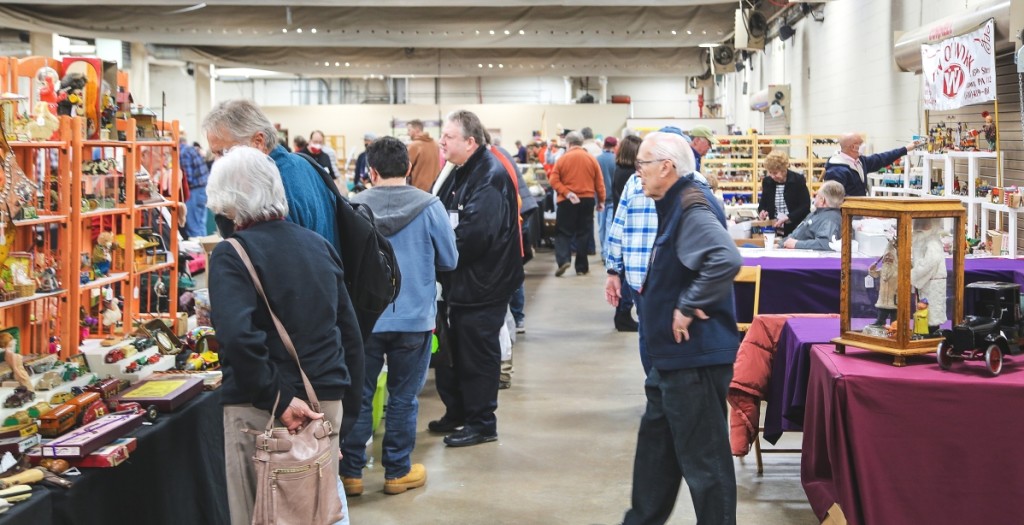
[635,158,670,172]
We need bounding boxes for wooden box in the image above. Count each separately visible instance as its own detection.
[39,411,143,458]
[832,198,966,365]
[117,377,203,412]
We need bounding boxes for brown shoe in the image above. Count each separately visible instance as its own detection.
[383,463,427,495]
[342,476,364,497]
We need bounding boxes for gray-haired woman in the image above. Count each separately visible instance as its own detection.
[207,146,359,525]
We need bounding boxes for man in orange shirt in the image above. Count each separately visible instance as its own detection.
[407,119,440,191]
[549,131,606,276]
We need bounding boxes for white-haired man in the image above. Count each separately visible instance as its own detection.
[824,132,923,197]
[621,131,741,525]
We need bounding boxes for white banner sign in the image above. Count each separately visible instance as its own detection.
[921,19,996,110]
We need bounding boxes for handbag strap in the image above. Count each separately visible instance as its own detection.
[226,238,323,425]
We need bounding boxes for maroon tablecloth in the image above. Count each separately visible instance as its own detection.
[801,344,1024,525]
[736,256,1024,319]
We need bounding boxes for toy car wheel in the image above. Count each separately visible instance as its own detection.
[936,341,954,370]
[985,344,1003,376]
[145,405,159,422]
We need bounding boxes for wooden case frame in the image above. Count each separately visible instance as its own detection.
[832,197,966,365]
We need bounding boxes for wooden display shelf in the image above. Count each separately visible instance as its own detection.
[82,140,134,149]
[8,140,66,149]
[135,261,176,275]
[79,272,129,292]
[81,208,130,218]
[13,214,68,226]
[135,200,174,211]
[0,289,66,311]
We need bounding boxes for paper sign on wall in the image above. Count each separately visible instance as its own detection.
[921,18,996,110]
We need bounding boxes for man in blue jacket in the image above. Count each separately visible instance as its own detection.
[432,110,523,447]
[621,131,742,525]
[341,136,458,497]
[824,133,924,197]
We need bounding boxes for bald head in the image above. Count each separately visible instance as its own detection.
[839,133,865,159]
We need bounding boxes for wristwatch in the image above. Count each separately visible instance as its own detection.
[606,269,619,276]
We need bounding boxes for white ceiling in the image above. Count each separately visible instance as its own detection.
[0,1,783,77]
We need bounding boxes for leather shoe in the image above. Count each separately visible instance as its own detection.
[428,417,464,433]
[555,262,570,277]
[614,312,639,332]
[444,427,498,447]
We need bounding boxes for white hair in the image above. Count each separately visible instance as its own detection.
[207,146,289,226]
[642,131,696,177]
[818,180,846,208]
[202,99,279,150]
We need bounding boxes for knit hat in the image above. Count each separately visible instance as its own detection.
[688,125,714,142]
[603,136,618,148]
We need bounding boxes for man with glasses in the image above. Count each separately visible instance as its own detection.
[432,110,523,448]
[621,131,741,525]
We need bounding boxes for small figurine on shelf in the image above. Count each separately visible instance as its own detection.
[101,298,121,328]
[868,237,898,327]
[80,307,98,340]
[48,335,61,355]
[913,298,930,336]
[55,72,86,119]
[92,231,113,277]
[911,218,947,335]
[0,332,32,391]
[26,101,60,141]
[80,253,93,284]
[982,111,997,151]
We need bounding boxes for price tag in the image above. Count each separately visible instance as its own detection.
[448,211,459,229]
[864,275,875,289]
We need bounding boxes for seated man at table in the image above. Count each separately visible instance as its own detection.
[780,180,844,251]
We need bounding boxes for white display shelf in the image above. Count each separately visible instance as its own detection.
[979,201,1023,257]
[899,150,1003,238]
[0,367,98,424]
[79,338,175,382]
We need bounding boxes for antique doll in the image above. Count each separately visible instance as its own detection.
[910,219,947,335]
[913,299,930,336]
[868,238,898,326]
[982,111,996,151]
[92,231,113,277]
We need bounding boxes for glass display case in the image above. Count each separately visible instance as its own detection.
[832,197,966,365]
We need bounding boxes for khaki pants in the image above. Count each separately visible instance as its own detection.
[224,399,345,525]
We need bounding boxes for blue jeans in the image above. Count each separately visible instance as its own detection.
[185,186,208,238]
[509,282,525,324]
[623,364,736,525]
[632,286,651,375]
[340,331,432,480]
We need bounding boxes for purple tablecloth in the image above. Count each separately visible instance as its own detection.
[735,256,1024,320]
[762,317,840,443]
[801,344,1024,525]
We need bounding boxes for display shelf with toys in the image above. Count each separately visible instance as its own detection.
[704,134,842,205]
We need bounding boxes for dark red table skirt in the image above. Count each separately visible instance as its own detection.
[800,344,1024,525]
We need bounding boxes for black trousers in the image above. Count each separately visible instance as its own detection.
[554,197,596,273]
[435,302,508,434]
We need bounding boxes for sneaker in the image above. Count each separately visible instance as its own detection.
[515,320,525,334]
[498,381,511,390]
[383,464,427,495]
[342,476,364,497]
[555,262,570,276]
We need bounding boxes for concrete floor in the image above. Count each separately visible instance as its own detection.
[342,248,819,525]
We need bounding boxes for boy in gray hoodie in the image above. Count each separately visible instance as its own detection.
[340,136,458,496]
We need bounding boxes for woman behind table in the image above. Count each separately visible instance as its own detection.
[207,146,358,525]
[757,150,811,237]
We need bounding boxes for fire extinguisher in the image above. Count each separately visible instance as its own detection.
[698,91,705,118]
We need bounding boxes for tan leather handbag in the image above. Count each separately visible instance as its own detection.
[227,239,344,525]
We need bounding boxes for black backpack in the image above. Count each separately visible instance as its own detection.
[298,153,402,339]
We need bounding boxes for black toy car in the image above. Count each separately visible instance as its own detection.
[937,281,1024,376]
[4,386,36,408]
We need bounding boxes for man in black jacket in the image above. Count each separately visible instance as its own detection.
[431,110,523,447]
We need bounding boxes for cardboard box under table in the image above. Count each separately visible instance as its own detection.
[117,377,203,412]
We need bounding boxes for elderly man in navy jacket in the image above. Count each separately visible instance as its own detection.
[621,131,742,525]
[823,133,924,197]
